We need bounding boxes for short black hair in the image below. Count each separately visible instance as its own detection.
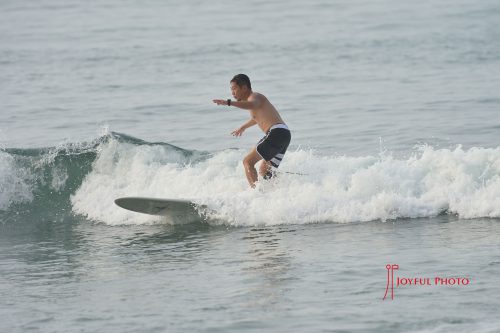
[230,74,252,90]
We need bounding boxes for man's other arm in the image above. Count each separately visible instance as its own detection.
[231,118,257,137]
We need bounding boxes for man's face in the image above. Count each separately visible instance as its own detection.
[230,82,245,101]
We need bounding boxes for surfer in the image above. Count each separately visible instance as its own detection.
[213,74,291,188]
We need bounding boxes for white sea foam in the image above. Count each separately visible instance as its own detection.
[70,138,500,226]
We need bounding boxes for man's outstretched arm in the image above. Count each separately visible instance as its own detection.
[213,94,262,110]
[228,100,258,110]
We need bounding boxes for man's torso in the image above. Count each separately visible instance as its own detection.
[249,93,286,133]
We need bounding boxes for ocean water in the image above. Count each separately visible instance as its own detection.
[1,0,500,332]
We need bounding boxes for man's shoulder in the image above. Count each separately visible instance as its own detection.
[249,92,267,102]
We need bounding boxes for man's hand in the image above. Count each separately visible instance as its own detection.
[231,127,245,137]
[213,99,228,106]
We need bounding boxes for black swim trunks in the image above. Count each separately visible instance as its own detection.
[256,124,291,178]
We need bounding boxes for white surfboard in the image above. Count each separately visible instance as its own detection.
[114,197,204,222]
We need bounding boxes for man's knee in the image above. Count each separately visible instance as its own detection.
[243,156,256,168]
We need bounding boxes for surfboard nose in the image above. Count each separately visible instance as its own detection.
[114,197,204,224]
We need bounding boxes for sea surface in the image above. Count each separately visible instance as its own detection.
[1,0,500,332]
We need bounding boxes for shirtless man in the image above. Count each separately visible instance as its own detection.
[213,74,291,188]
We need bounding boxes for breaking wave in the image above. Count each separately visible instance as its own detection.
[1,132,500,226]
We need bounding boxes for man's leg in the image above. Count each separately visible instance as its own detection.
[259,160,273,179]
[243,147,263,188]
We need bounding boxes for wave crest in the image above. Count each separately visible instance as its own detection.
[2,134,499,225]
